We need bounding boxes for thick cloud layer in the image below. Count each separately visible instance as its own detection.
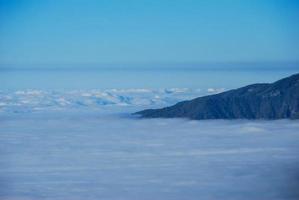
[0,88,223,113]
[0,110,299,200]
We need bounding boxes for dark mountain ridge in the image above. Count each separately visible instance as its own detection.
[135,73,299,120]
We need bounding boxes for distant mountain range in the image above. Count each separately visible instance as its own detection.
[135,73,299,120]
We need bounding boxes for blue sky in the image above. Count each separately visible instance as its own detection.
[0,0,299,66]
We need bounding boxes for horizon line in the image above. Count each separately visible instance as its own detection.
[0,61,299,71]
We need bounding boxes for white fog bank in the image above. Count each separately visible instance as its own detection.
[1,110,299,200]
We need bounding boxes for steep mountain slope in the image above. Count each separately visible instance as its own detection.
[135,73,299,119]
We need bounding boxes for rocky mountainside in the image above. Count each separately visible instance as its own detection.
[135,73,299,120]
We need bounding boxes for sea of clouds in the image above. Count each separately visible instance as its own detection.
[0,88,299,200]
[0,88,227,113]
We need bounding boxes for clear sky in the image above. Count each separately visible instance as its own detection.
[0,0,299,66]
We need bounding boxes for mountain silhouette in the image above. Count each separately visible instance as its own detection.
[135,73,299,120]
